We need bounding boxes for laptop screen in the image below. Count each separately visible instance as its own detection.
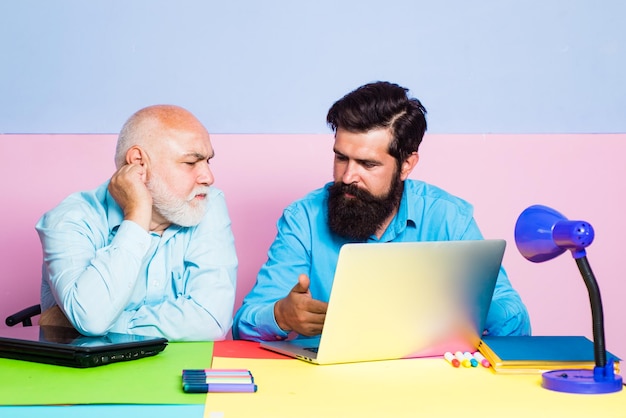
[261,239,505,365]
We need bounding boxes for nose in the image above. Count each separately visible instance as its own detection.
[197,163,214,186]
[341,161,359,185]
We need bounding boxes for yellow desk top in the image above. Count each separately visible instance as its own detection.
[206,355,626,418]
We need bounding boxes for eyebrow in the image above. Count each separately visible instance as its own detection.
[183,151,215,160]
[333,148,380,166]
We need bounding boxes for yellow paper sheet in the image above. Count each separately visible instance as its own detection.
[205,356,626,418]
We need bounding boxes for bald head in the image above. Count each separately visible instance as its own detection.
[115,105,209,169]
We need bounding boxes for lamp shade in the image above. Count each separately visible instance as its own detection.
[514,205,595,262]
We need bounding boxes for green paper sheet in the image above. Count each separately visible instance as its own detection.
[0,342,213,405]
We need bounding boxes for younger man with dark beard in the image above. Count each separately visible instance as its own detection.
[233,81,530,341]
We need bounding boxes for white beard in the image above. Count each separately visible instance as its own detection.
[147,173,209,227]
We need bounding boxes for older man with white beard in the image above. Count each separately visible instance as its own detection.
[36,105,237,341]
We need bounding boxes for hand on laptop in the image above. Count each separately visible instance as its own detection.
[274,274,328,336]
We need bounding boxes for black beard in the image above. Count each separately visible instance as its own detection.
[327,175,404,241]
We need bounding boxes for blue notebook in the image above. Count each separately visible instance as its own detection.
[477,336,621,374]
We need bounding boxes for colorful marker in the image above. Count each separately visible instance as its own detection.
[183,372,252,379]
[463,352,478,367]
[183,369,252,375]
[183,382,258,393]
[183,376,255,384]
[444,352,460,367]
[454,351,471,368]
[473,351,491,368]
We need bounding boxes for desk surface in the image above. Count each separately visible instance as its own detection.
[1,405,205,418]
[207,341,626,418]
[2,340,625,418]
[0,341,214,405]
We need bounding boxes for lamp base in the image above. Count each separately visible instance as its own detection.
[542,365,623,394]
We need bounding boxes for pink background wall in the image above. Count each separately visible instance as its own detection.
[1,134,624,357]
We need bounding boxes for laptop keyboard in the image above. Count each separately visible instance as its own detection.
[303,347,319,353]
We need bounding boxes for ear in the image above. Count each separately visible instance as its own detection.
[125,146,145,166]
[125,146,152,182]
[399,152,419,181]
[126,146,152,169]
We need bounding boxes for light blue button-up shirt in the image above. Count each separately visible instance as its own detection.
[233,180,531,341]
[37,181,238,341]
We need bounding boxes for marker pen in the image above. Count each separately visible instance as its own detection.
[473,351,491,368]
[444,352,460,367]
[183,372,253,379]
[454,351,471,368]
[463,351,478,367]
[182,383,258,393]
[183,369,252,376]
[183,376,255,384]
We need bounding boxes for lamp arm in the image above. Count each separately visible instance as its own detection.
[575,256,607,368]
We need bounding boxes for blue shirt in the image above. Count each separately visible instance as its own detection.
[37,181,238,341]
[233,180,531,341]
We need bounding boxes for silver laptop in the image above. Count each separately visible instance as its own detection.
[260,239,505,365]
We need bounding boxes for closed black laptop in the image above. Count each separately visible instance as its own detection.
[0,325,168,368]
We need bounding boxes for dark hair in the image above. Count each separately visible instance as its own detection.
[326,81,427,164]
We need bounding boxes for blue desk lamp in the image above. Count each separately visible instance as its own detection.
[514,205,623,394]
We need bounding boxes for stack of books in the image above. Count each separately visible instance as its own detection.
[182,369,257,393]
[477,336,621,374]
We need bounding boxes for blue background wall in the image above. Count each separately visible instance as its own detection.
[1,1,624,134]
